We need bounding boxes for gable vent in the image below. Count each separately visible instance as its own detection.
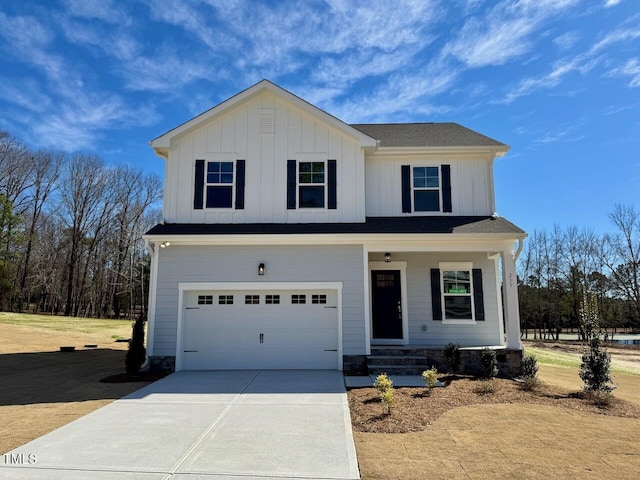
[259,113,274,134]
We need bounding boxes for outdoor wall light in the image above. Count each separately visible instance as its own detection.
[384,252,391,263]
[160,241,171,248]
[258,263,265,276]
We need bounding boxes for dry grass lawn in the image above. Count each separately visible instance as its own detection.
[0,318,153,454]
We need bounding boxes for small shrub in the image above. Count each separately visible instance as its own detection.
[473,379,495,395]
[381,388,394,414]
[125,316,146,374]
[422,367,439,389]
[480,348,498,378]
[443,342,461,373]
[373,373,393,394]
[520,354,539,391]
[373,373,394,415]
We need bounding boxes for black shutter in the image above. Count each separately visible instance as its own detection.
[473,268,485,321]
[194,159,205,210]
[287,160,296,209]
[328,160,337,209]
[430,268,442,320]
[401,165,411,213]
[235,160,245,209]
[442,164,452,213]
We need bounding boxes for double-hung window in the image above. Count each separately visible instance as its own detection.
[298,162,325,208]
[206,161,234,208]
[440,262,474,321]
[413,167,440,212]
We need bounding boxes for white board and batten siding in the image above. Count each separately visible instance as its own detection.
[151,244,366,364]
[163,91,366,224]
[365,153,496,217]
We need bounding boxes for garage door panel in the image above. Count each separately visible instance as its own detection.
[182,289,339,370]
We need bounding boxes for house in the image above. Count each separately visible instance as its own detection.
[143,79,526,375]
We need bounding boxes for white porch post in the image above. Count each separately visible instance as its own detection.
[501,248,523,350]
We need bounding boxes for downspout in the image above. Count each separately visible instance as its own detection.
[514,238,524,261]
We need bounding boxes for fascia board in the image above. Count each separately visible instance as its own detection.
[369,145,510,157]
[143,232,526,248]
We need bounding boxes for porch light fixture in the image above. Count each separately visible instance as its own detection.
[384,253,391,263]
[160,241,171,248]
[258,263,265,276]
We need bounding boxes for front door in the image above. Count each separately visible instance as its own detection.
[371,270,403,340]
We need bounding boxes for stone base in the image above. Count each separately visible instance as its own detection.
[148,355,176,372]
[343,355,368,375]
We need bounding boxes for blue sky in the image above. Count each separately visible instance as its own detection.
[0,0,638,235]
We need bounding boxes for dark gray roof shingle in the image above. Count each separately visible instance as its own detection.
[350,123,507,148]
[146,216,524,236]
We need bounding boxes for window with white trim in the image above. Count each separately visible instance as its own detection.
[440,262,474,321]
[206,161,234,208]
[298,162,325,208]
[413,166,440,211]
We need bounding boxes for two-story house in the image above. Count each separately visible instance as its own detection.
[143,80,526,375]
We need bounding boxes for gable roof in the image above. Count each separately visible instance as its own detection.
[351,123,509,152]
[150,79,377,156]
[145,216,525,237]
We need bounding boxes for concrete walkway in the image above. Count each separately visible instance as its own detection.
[0,370,359,479]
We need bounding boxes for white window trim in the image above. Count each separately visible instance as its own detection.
[297,160,327,210]
[411,165,442,213]
[205,160,236,210]
[439,261,476,324]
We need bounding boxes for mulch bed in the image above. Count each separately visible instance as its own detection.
[100,372,170,383]
[348,375,640,433]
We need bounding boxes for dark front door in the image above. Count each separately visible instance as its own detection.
[371,270,403,340]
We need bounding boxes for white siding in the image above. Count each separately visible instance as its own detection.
[365,153,495,217]
[152,245,366,357]
[370,252,502,346]
[164,92,365,224]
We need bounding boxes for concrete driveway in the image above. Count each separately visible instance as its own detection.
[0,370,359,479]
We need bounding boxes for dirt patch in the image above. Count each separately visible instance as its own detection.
[0,323,155,454]
[348,376,640,434]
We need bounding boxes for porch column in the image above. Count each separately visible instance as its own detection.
[501,248,523,350]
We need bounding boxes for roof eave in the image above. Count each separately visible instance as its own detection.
[370,145,510,156]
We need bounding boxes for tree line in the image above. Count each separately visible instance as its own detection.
[518,204,640,339]
[0,130,161,319]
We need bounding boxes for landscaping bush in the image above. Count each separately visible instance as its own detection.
[125,316,146,373]
[422,367,438,390]
[373,373,394,414]
[520,354,539,391]
[443,342,461,373]
[473,379,495,395]
[579,295,615,395]
[480,348,498,378]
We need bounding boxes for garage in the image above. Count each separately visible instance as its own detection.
[180,287,340,370]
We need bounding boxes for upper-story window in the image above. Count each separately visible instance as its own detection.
[401,164,452,214]
[412,167,440,212]
[206,161,234,208]
[299,162,325,208]
[287,159,337,210]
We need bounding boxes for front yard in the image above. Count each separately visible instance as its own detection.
[2,313,640,479]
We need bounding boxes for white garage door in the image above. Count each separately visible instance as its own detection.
[181,289,339,370]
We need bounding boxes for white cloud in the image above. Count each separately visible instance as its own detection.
[62,0,132,26]
[605,0,622,7]
[443,0,579,67]
[553,31,580,50]
[608,58,640,87]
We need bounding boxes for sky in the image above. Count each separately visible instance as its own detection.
[0,0,638,236]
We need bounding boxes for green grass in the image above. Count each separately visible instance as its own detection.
[525,345,640,377]
[0,311,133,335]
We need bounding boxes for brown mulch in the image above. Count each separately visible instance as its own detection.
[99,371,170,383]
[348,375,640,433]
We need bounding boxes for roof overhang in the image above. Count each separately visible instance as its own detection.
[367,145,511,158]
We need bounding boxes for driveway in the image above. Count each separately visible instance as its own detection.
[0,370,359,479]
